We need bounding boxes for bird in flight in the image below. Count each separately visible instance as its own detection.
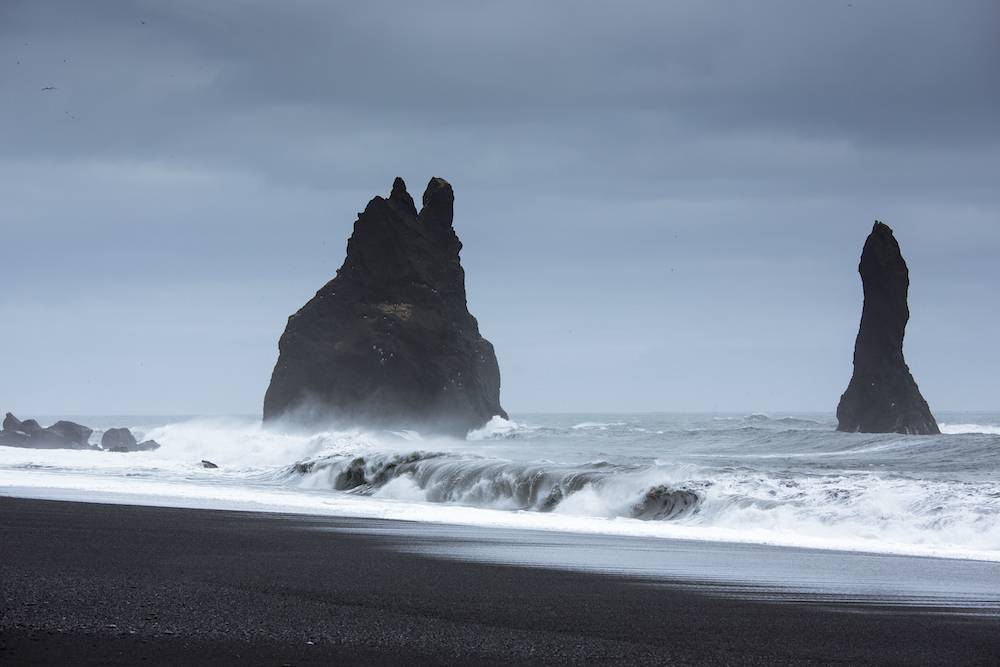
[41,86,57,91]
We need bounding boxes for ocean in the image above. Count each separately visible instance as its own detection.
[2,412,998,562]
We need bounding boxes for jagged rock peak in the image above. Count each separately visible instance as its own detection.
[388,176,417,217]
[420,177,454,226]
[836,221,939,435]
[263,176,506,436]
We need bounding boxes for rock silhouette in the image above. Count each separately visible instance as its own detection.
[264,177,506,436]
[0,413,160,451]
[836,222,939,434]
[0,413,96,449]
[101,427,160,452]
[101,427,137,451]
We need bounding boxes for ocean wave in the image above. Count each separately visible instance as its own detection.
[940,423,1000,436]
[744,413,826,428]
[286,450,703,521]
[571,421,626,430]
[4,413,1000,560]
[466,416,536,440]
[693,469,1000,553]
[277,443,1000,556]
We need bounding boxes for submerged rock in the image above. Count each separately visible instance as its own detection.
[263,177,506,436]
[200,459,219,469]
[836,222,939,435]
[0,413,96,449]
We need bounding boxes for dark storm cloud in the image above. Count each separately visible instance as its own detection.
[4,2,997,165]
[0,0,997,414]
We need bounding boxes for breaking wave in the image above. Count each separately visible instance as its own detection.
[284,450,702,520]
[940,423,1000,436]
[466,415,537,440]
[2,411,999,558]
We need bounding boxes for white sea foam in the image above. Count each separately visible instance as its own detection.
[571,421,625,430]
[2,469,998,563]
[2,413,999,562]
[940,423,1000,435]
[466,416,530,440]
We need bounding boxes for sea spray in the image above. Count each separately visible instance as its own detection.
[2,412,999,559]
[286,450,702,519]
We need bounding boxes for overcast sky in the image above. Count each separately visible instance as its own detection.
[1,0,997,416]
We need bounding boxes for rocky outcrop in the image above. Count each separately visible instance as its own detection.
[836,222,939,435]
[0,414,160,451]
[48,421,94,446]
[100,427,160,452]
[264,177,506,436]
[4,413,38,434]
[101,427,136,451]
[0,413,96,449]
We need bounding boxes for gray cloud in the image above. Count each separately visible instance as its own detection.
[1,0,997,415]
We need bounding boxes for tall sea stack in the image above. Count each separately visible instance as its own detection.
[263,177,506,436]
[836,222,939,435]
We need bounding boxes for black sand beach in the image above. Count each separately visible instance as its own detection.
[2,496,999,666]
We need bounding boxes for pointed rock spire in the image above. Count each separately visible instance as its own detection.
[264,177,506,436]
[418,176,455,232]
[836,222,939,434]
[388,176,417,217]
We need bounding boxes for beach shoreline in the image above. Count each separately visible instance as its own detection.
[2,496,999,665]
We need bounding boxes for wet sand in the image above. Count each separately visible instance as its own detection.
[2,496,998,665]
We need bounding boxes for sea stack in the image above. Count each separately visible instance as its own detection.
[836,222,939,435]
[263,177,506,436]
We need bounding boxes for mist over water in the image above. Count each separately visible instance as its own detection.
[1,412,998,561]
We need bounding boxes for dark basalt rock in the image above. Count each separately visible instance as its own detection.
[0,428,29,447]
[836,222,939,435]
[101,427,161,452]
[0,412,96,449]
[263,177,506,436]
[48,420,94,447]
[4,413,43,437]
[200,459,219,469]
[2,413,18,432]
[101,427,137,451]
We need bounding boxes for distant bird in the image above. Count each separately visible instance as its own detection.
[41,86,56,91]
